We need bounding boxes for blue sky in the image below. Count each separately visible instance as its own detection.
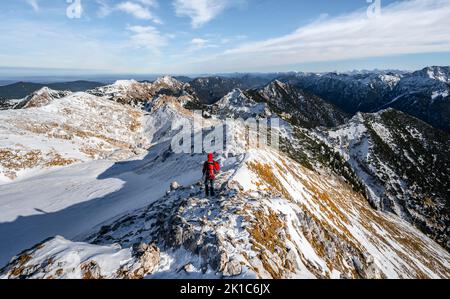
[1,0,450,75]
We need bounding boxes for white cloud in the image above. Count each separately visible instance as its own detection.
[0,18,171,73]
[186,36,245,53]
[137,0,158,7]
[115,1,162,23]
[127,25,168,53]
[191,38,209,48]
[0,20,127,72]
[179,0,450,72]
[25,0,39,12]
[96,0,113,17]
[173,0,244,28]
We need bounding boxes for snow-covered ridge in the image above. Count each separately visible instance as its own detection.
[153,75,185,87]
[315,109,450,252]
[0,75,204,183]
[88,76,198,109]
[420,66,450,83]
[253,80,348,128]
[112,79,139,88]
[0,236,160,279]
[0,74,449,279]
[13,87,71,110]
[0,92,148,182]
[213,89,268,119]
[1,146,449,279]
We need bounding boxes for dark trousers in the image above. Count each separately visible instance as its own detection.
[205,179,215,196]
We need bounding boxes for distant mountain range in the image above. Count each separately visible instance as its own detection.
[0,81,105,101]
[279,66,450,132]
[189,74,280,104]
[1,67,449,133]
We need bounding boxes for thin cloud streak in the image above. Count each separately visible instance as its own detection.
[25,0,39,12]
[96,0,162,23]
[173,0,245,28]
[127,25,168,53]
[176,0,450,72]
[117,1,162,23]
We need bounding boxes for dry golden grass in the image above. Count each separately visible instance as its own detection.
[243,153,450,278]
[0,149,42,171]
[16,121,59,135]
[127,108,142,132]
[0,147,80,179]
[247,161,293,201]
[9,254,32,277]
[44,152,77,167]
[81,261,103,280]
[24,94,52,108]
[80,146,99,159]
[247,208,291,279]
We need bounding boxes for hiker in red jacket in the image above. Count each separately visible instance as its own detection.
[202,153,220,197]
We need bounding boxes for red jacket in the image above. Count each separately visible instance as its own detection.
[203,154,220,180]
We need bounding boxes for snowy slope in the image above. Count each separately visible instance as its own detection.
[13,87,72,109]
[0,77,449,279]
[315,109,450,251]
[212,89,268,119]
[0,92,148,183]
[0,89,450,278]
[1,145,449,279]
[0,92,213,267]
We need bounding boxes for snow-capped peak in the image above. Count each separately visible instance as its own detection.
[269,79,288,90]
[426,66,450,83]
[153,76,182,87]
[378,74,401,87]
[112,79,139,88]
[219,89,248,104]
[34,86,56,95]
[14,87,72,109]
[416,66,450,83]
[87,77,199,110]
[212,89,268,120]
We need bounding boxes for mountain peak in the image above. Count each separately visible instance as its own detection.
[14,87,71,109]
[87,77,199,110]
[220,88,252,105]
[213,88,267,119]
[416,66,450,83]
[267,79,287,89]
[112,79,139,87]
[153,76,183,87]
[250,79,348,128]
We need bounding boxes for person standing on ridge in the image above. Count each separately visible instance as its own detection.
[202,153,220,197]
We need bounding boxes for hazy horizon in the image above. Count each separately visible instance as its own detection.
[1,63,449,85]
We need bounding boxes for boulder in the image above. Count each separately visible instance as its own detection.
[223,259,242,277]
[170,181,181,191]
[127,243,161,278]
